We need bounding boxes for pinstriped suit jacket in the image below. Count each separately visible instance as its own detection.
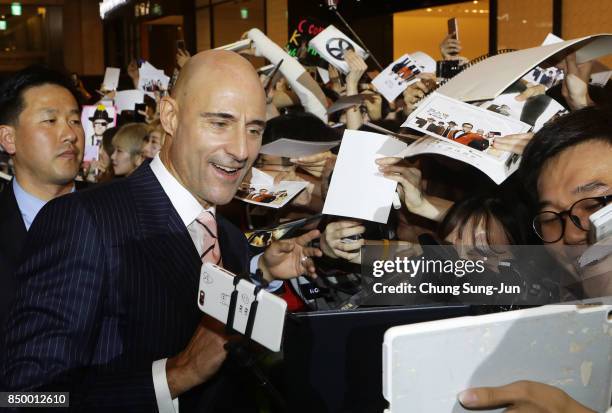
[1,163,252,412]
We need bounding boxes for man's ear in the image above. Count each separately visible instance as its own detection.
[0,125,16,155]
[159,96,179,139]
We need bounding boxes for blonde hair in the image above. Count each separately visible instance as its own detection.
[147,118,165,147]
[112,123,149,157]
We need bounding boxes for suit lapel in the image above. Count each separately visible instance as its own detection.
[129,164,202,307]
[129,164,250,297]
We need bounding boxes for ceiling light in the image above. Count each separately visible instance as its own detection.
[11,2,21,16]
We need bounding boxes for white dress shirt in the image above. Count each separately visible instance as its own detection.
[12,178,75,230]
[148,155,280,412]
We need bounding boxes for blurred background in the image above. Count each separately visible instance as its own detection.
[0,0,610,82]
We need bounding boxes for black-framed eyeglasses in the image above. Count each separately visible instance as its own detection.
[532,195,612,243]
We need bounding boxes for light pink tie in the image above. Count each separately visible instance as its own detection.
[196,211,222,266]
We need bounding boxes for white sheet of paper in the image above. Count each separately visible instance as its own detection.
[401,92,531,184]
[308,25,369,74]
[259,138,340,158]
[114,89,145,112]
[317,67,330,84]
[372,54,421,102]
[214,38,252,52]
[102,67,120,91]
[542,32,564,46]
[138,62,170,92]
[323,130,407,223]
[410,51,437,74]
[326,94,365,114]
[235,168,308,209]
[591,70,612,86]
[250,167,274,186]
[437,34,612,102]
[81,104,117,162]
[480,91,566,131]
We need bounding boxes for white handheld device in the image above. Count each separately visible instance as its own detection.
[197,262,287,352]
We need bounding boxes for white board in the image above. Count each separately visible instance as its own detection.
[308,25,369,74]
[383,302,612,413]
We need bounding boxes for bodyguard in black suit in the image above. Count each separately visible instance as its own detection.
[3,51,321,411]
[0,66,85,349]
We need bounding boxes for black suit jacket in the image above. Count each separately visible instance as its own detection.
[0,181,27,345]
[0,179,92,336]
[2,164,253,412]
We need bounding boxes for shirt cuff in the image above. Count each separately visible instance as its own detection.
[249,253,284,292]
[152,358,179,413]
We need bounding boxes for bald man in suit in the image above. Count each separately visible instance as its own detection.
[3,51,321,412]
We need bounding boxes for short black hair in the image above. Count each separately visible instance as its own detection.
[262,112,341,145]
[101,127,117,157]
[519,106,612,204]
[0,64,80,126]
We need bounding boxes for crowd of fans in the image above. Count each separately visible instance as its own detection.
[0,23,611,413]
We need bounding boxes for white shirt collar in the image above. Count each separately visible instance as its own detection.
[149,155,214,227]
[13,177,75,231]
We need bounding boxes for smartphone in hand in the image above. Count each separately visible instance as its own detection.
[447,17,459,41]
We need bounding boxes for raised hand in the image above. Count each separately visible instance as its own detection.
[260,229,323,282]
[320,221,365,263]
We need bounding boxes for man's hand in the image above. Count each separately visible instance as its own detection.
[440,33,462,60]
[260,229,322,282]
[345,50,368,93]
[516,84,546,101]
[362,90,383,121]
[402,73,436,114]
[320,221,365,263]
[320,156,337,200]
[459,381,597,413]
[290,151,336,178]
[492,132,534,155]
[166,316,230,399]
[377,157,424,211]
[560,53,594,110]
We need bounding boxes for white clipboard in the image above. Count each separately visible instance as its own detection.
[383,302,612,412]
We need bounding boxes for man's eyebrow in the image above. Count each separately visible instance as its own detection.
[40,108,58,115]
[200,112,237,121]
[247,119,266,128]
[572,181,608,195]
